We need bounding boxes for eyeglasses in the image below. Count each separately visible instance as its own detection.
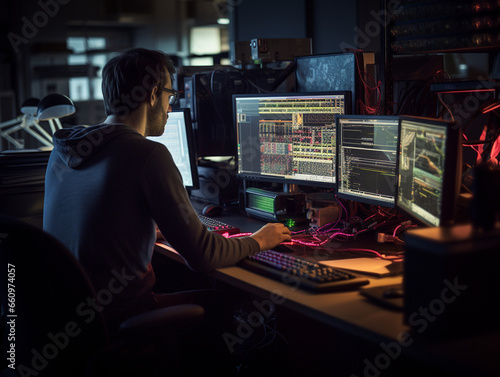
[161,87,180,105]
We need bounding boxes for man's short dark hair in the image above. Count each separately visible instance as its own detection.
[101,48,176,118]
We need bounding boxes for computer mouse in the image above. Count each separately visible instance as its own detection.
[202,204,223,217]
[383,286,404,299]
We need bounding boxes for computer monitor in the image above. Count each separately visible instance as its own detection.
[147,108,200,190]
[336,115,400,207]
[397,116,462,227]
[294,52,363,114]
[234,91,351,189]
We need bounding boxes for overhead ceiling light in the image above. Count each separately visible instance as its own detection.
[217,17,230,25]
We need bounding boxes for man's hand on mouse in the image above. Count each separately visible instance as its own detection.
[250,223,292,251]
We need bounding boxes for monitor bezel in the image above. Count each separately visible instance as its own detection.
[233,91,352,189]
[396,116,462,227]
[335,114,401,208]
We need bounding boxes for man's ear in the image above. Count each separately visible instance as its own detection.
[149,86,159,106]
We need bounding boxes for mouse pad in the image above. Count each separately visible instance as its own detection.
[360,284,404,311]
[319,258,403,277]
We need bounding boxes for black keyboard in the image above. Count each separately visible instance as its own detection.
[198,214,241,235]
[239,249,370,292]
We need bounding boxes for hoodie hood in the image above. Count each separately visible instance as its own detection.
[53,124,138,168]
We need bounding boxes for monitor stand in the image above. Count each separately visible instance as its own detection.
[283,183,299,193]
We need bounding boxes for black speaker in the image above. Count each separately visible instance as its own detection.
[403,223,500,339]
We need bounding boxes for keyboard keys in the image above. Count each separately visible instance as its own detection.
[198,214,240,235]
[240,249,370,292]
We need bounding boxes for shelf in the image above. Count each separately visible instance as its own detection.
[33,65,100,79]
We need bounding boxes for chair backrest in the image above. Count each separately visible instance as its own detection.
[0,214,109,377]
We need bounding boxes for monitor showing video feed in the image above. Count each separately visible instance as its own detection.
[147,108,199,190]
[336,115,400,207]
[234,91,351,188]
[397,116,462,227]
[294,52,361,114]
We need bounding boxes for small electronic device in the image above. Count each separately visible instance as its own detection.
[396,116,462,227]
[250,38,312,63]
[336,115,401,208]
[305,192,339,227]
[306,206,339,227]
[244,187,306,224]
[230,41,252,64]
[234,91,351,189]
[147,108,200,190]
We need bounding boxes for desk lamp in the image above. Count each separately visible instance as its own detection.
[37,93,76,132]
[0,94,76,150]
[0,98,52,149]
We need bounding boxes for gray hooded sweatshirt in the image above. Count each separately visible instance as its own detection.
[43,123,258,321]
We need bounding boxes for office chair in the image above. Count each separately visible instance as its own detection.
[0,214,206,377]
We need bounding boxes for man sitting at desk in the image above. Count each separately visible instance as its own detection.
[43,48,291,333]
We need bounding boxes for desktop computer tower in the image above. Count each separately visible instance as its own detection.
[183,72,240,157]
[182,68,286,158]
[403,223,500,339]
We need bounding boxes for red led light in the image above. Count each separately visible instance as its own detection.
[482,102,500,114]
[437,89,494,95]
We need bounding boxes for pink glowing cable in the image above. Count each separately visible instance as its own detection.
[226,232,252,238]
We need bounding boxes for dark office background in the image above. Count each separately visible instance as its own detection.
[0,0,496,156]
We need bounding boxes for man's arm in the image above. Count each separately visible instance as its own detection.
[143,144,290,271]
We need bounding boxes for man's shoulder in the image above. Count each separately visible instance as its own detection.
[105,125,165,151]
[110,131,174,168]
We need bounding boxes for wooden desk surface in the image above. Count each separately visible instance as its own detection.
[154,208,500,377]
[156,241,500,377]
[155,242,409,348]
[211,265,405,340]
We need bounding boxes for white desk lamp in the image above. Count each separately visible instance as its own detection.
[0,94,76,150]
[37,93,76,127]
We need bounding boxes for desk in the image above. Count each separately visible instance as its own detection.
[154,210,500,377]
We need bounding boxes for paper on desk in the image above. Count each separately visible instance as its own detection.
[319,258,401,277]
